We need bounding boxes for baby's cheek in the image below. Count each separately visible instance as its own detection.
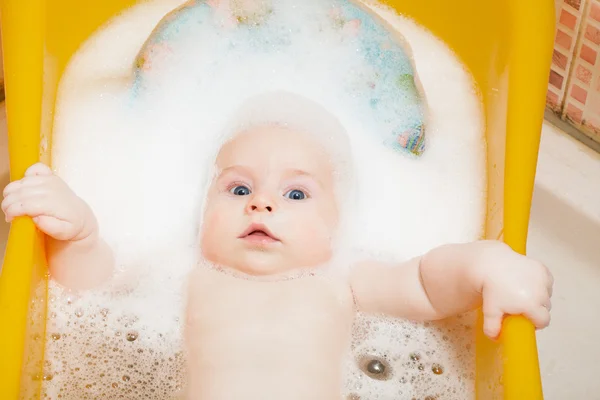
[295,217,334,260]
[300,214,332,241]
[319,194,341,229]
[200,209,227,257]
[203,204,230,232]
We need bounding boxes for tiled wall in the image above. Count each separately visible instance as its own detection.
[548,0,600,144]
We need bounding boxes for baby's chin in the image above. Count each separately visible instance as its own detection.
[218,251,326,280]
[234,252,298,277]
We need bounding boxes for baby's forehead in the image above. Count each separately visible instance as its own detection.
[214,127,335,181]
[218,124,332,162]
[229,123,321,145]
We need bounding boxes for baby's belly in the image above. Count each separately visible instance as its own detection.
[186,272,354,399]
[189,317,351,400]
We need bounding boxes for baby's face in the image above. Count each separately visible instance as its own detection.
[201,124,339,275]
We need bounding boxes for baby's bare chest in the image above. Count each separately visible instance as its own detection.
[186,269,354,358]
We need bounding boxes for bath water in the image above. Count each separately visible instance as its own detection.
[36,0,485,399]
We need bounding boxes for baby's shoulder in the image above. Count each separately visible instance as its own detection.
[305,267,355,308]
[186,262,231,296]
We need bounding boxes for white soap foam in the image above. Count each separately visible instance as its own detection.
[37,0,485,399]
[343,313,476,399]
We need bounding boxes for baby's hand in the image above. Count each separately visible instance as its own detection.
[1,163,97,242]
[477,242,553,339]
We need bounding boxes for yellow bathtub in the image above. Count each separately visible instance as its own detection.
[0,0,555,398]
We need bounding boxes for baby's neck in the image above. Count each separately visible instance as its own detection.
[201,260,332,282]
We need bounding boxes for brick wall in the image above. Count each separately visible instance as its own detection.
[549,0,600,144]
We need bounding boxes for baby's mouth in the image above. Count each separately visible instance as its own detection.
[239,223,280,243]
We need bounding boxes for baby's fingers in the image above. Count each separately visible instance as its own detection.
[2,179,23,197]
[3,175,54,199]
[25,162,53,177]
[3,163,52,195]
[2,193,55,222]
[482,310,503,340]
[33,215,75,241]
[1,193,23,220]
[3,176,52,198]
[525,305,551,330]
[546,272,555,297]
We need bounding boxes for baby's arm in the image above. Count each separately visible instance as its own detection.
[1,163,114,290]
[350,241,553,338]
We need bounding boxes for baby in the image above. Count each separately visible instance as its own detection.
[1,92,553,400]
[183,92,553,399]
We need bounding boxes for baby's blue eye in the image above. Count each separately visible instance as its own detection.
[284,189,306,200]
[230,185,251,196]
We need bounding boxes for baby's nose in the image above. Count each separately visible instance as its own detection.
[246,193,275,213]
